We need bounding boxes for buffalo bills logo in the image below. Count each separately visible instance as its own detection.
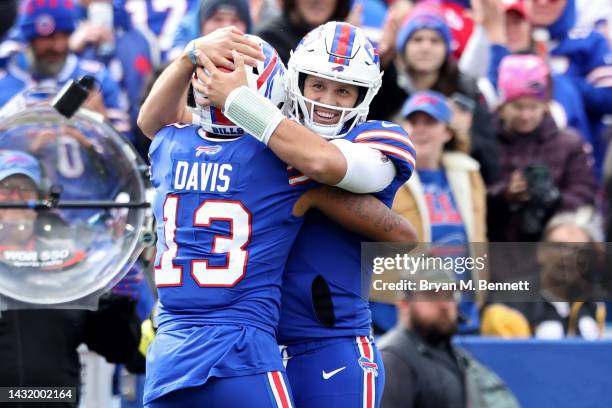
[358,356,379,377]
[35,14,56,37]
[195,145,222,157]
[331,65,344,72]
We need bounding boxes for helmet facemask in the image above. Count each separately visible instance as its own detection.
[287,71,372,139]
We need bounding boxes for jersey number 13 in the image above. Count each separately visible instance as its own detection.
[155,195,252,287]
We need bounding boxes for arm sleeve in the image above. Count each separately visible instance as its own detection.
[330,138,396,193]
[349,122,416,184]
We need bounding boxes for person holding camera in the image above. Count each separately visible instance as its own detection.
[487,54,597,243]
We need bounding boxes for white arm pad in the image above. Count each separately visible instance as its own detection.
[331,139,396,194]
[223,85,284,145]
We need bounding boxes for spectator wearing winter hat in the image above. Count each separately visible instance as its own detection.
[389,2,499,185]
[0,0,129,130]
[487,54,597,243]
[169,0,253,60]
[481,0,593,161]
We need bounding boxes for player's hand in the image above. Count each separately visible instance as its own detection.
[194,50,248,108]
[191,26,264,71]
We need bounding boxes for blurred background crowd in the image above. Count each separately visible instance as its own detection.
[1,0,612,406]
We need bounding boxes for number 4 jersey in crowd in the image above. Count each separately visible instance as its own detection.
[144,124,314,404]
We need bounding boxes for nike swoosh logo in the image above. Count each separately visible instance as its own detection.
[380,121,400,128]
[322,366,346,380]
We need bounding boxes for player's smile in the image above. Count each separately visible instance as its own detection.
[313,107,342,125]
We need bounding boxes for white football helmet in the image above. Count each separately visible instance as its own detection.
[286,22,383,139]
[192,35,287,137]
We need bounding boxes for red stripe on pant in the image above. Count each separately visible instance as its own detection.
[271,371,291,408]
[359,336,374,408]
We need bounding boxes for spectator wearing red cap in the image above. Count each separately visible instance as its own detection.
[487,54,597,242]
[502,0,531,52]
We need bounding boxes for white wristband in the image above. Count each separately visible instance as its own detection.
[224,86,284,145]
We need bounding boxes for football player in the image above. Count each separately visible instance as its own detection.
[198,22,416,408]
[138,34,416,407]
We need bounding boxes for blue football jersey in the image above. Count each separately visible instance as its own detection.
[145,124,314,402]
[277,120,415,343]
